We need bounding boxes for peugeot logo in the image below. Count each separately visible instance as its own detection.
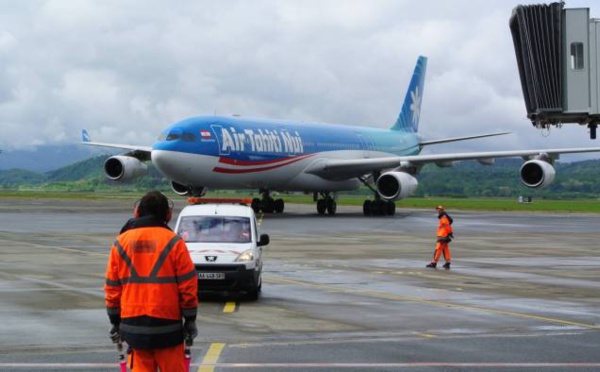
[205,256,217,262]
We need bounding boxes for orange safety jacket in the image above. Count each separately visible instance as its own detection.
[437,213,453,240]
[105,216,198,349]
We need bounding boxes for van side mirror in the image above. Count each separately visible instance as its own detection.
[258,234,270,247]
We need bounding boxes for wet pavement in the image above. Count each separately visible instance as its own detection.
[0,197,599,371]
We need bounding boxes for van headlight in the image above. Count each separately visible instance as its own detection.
[235,249,254,262]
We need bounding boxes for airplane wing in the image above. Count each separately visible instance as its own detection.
[305,147,600,180]
[81,129,152,161]
[418,131,512,146]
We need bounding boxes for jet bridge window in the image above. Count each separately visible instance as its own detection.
[570,42,584,70]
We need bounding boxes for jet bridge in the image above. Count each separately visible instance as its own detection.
[510,2,600,138]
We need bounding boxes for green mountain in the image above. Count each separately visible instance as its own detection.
[45,155,107,182]
[417,159,600,198]
[0,169,45,186]
[0,155,169,191]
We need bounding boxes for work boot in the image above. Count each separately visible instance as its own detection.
[443,262,451,270]
[426,262,437,268]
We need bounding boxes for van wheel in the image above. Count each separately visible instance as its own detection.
[248,275,262,301]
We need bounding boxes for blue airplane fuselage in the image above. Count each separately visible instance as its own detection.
[151,115,420,191]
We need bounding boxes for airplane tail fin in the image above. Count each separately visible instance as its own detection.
[390,56,427,133]
[81,129,90,143]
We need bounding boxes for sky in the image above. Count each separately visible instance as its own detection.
[1,0,600,161]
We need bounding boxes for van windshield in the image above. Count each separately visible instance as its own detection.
[178,216,251,243]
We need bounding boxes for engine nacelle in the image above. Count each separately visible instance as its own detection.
[171,181,190,196]
[104,156,148,181]
[520,159,556,188]
[170,182,207,197]
[376,171,419,201]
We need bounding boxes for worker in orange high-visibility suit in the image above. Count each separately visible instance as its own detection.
[105,191,198,372]
[426,205,453,269]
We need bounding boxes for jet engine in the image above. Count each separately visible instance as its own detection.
[104,156,148,181]
[171,181,190,196]
[376,171,419,201]
[520,159,556,188]
[170,182,207,197]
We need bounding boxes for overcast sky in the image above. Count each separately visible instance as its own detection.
[1,0,599,160]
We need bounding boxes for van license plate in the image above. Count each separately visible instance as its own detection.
[198,272,225,280]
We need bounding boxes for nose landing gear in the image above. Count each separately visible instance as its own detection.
[251,189,285,214]
[314,192,337,215]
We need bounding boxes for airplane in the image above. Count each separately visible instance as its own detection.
[82,56,600,216]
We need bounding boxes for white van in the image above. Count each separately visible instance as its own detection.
[174,203,269,299]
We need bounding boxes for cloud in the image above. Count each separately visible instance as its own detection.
[0,0,598,162]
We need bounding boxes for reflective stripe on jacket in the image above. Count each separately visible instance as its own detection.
[105,217,197,349]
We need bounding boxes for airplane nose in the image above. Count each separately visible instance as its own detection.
[152,149,189,180]
[151,150,168,175]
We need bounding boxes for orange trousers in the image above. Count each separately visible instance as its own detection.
[128,343,185,372]
[432,241,451,264]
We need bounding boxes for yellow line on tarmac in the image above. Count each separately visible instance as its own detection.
[270,276,600,331]
[198,343,225,372]
[223,302,237,313]
[413,331,437,339]
[257,211,264,226]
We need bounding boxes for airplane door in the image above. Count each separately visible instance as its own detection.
[210,123,230,156]
[357,133,369,159]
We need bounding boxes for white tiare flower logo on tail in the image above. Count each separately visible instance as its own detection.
[410,87,421,126]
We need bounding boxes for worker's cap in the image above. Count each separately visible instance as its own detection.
[435,205,444,210]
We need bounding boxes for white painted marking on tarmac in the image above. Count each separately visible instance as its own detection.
[0,363,118,368]
[207,362,600,368]
[4,362,600,369]
[16,276,104,298]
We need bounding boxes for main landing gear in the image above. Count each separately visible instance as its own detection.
[363,198,396,216]
[251,189,284,214]
[314,192,337,216]
[359,173,396,216]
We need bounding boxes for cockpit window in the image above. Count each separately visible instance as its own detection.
[164,128,183,141]
[166,132,181,141]
[182,132,197,142]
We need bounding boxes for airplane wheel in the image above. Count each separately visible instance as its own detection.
[326,200,337,215]
[372,200,385,216]
[317,200,326,215]
[247,274,262,301]
[263,200,275,213]
[274,199,285,213]
[387,201,396,216]
[363,200,372,216]
[251,198,261,213]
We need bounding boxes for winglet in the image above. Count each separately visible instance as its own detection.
[81,129,90,143]
[391,56,427,133]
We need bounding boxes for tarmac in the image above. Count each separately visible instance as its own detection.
[0,197,599,371]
